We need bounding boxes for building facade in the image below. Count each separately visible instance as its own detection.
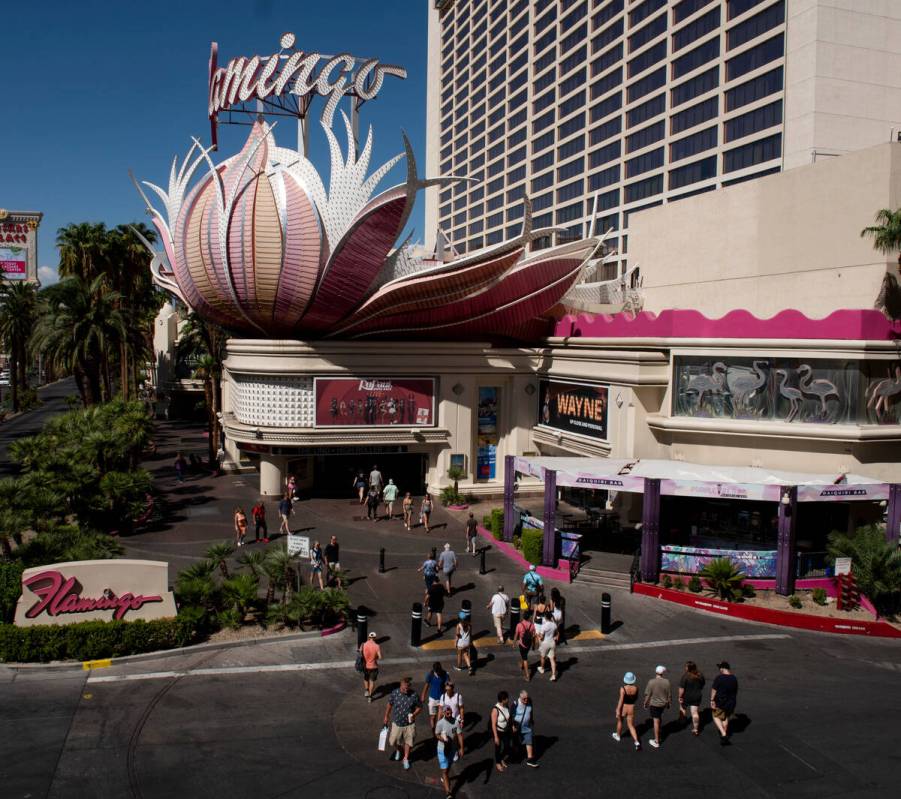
[0,209,41,284]
[424,0,901,278]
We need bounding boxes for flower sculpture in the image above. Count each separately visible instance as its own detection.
[134,117,602,339]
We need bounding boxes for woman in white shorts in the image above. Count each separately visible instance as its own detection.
[438,680,464,726]
[537,610,558,682]
[455,618,473,675]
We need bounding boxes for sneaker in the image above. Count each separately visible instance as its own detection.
[550,675,557,682]
[402,759,411,770]
[537,666,545,674]
[526,759,540,768]
[390,751,401,761]
[368,696,373,704]
[454,665,463,671]
[611,732,621,742]
[364,690,370,698]
[634,741,641,750]
[262,538,270,543]
[649,740,660,749]
[452,753,459,762]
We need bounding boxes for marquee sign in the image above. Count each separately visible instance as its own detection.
[538,379,609,440]
[14,560,177,627]
[314,377,435,427]
[208,32,407,146]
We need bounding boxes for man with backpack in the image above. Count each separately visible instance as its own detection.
[522,565,543,608]
[514,610,537,681]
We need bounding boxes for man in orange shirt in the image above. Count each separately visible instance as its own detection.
[361,631,382,703]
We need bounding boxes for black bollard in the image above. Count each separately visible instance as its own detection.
[356,608,368,646]
[601,592,612,634]
[460,599,471,621]
[509,603,520,641]
[411,602,423,646]
[379,547,386,574]
[479,545,490,575]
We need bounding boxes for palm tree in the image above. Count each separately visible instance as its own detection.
[238,549,266,579]
[861,208,901,319]
[698,557,746,601]
[0,282,38,411]
[57,222,108,282]
[828,525,901,615]
[193,354,221,465]
[206,541,235,579]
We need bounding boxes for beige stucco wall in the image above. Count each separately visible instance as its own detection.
[630,141,901,318]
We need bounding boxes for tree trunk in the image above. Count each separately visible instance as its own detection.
[101,351,112,402]
[17,340,27,405]
[204,379,215,465]
[211,374,221,453]
[73,363,88,407]
[120,341,129,401]
[81,357,102,406]
[9,350,19,412]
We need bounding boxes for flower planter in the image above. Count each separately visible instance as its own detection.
[447,504,470,511]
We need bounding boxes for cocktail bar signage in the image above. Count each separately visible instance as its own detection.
[14,560,177,627]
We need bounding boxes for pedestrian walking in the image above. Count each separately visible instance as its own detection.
[369,463,384,493]
[514,610,537,681]
[490,690,512,772]
[549,587,566,645]
[486,585,510,644]
[455,617,473,675]
[360,631,381,702]
[234,506,248,547]
[310,540,325,589]
[678,661,705,736]
[438,543,457,595]
[522,565,543,607]
[420,495,433,532]
[354,472,367,505]
[215,445,226,476]
[174,452,187,483]
[710,661,739,746]
[438,680,465,726]
[465,512,478,555]
[512,690,539,767]
[287,474,297,500]
[366,486,380,521]
[324,535,341,587]
[251,500,268,543]
[278,494,292,535]
[612,672,641,749]
[383,676,422,770]
[383,478,399,519]
[643,665,672,749]
[435,705,465,799]
[536,610,558,682]
[421,662,449,734]
[425,579,447,633]
[419,553,439,591]
[403,492,415,529]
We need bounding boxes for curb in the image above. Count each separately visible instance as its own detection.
[1,624,349,672]
[633,583,901,638]
[477,526,570,583]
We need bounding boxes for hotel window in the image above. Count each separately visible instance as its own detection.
[488,159,504,177]
[511,0,528,18]
[510,15,528,39]
[489,69,506,92]
[592,19,623,54]
[490,35,506,57]
[627,67,665,102]
[591,66,622,103]
[532,172,554,193]
[441,145,452,162]
[597,187,619,211]
[507,184,526,203]
[487,190,504,209]
[470,153,485,170]
[508,165,526,184]
[510,31,528,54]
[722,132,782,172]
[556,201,584,224]
[453,212,466,227]
[489,142,504,161]
[507,128,526,150]
[627,93,664,128]
[487,211,503,228]
[532,150,555,172]
[507,204,524,222]
[592,0,623,30]
[441,159,451,174]
[629,0,665,26]
[535,0,554,13]
[670,66,719,107]
[533,131,555,153]
[467,237,483,250]
[672,37,720,80]
[724,100,782,142]
[509,70,528,94]
[673,7,721,51]
[470,185,485,202]
[510,50,529,74]
[591,116,622,144]
[721,165,780,186]
[725,66,783,110]
[562,23,588,54]
[440,188,453,204]
[625,147,664,178]
[629,14,666,53]
[469,220,484,235]
[472,104,485,122]
[486,230,503,244]
[534,89,556,114]
[507,147,526,168]
[562,0,587,28]
[557,155,585,181]
[670,96,718,134]
[558,112,586,139]
[670,184,715,202]
[506,224,523,238]
[592,42,623,76]
[726,34,784,81]
[488,122,504,142]
[561,90,587,118]
[440,204,452,221]
[674,0,715,24]
[535,68,557,94]
[561,45,588,75]
[558,135,585,161]
[624,174,663,203]
[534,46,557,74]
[508,90,527,114]
[597,211,619,232]
[628,40,666,79]
[589,163,620,191]
[670,126,717,161]
[590,139,621,168]
[560,68,587,97]
[533,109,556,135]
[626,120,664,153]
[509,109,527,129]
[727,0,767,20]
[535,6,556,34]
[533,191,554,211]
[535,27,557,55]
[470,136,485,154]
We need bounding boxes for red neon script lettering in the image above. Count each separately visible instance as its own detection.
[23,571,163,621]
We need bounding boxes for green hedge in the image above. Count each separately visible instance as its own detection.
[0,615,201,663]
[489,508,504,539]
[0,563,24,624]
[522,528,543,565]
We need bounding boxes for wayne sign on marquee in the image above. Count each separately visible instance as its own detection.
[14,560,177,627]
[314,378,435,427]
[538,379,609,440]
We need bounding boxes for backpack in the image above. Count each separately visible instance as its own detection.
[520,623,533,649]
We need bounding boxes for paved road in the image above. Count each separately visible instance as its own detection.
[0,377,77,475]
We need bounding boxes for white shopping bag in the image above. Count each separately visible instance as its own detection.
[377,725,389,751]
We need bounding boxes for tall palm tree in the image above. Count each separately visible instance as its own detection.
[193,354,221,465]
[0,282,38,411]
[57,222,108,282]
[861,209,901,319]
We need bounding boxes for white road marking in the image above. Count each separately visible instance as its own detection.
[86,633,789,684]
[777,742,819,773]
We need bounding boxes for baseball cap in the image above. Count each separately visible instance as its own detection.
[655,665,667,674]
[623,672,636,685]
[528,564,536,571]
[717,661,731,669]
[368,632,377,638]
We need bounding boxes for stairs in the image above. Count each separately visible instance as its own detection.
[576,565,631,591]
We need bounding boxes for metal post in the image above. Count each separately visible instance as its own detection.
[379,547,386,574]
[411,602,423,647]
[479,545,490,575]
[356,608,368,646]
[640,478,661,583]
[542,469,558,567]
[509,603,520,641]
[503,455,516,542]
[601,592,611,634]
[886,484,901,542]
[775,486,798,596]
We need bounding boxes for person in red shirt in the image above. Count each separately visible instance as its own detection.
[360,632,382,702]
[514,610,537,682]
[251,501,269,543]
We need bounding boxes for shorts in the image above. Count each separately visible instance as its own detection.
[428,697,442,715]
[649,705,666,720]
[424,574,437,590]
[312,565,323,573]
[329,561,341,572]
[713,707,734,722]
[539,639,556,658]
[518,645,531,662]
[388,722,416,748]
[443,569,455,580]
[517,725,534,746]
[437,747,455,770]
[363,668,379,680]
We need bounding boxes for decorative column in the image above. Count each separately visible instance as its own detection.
[542,469,557,567]
[886,484,901,543]
[259,453,287,497]
[640,478,661,582]
[503,455,515,542]
[775,486,798,596]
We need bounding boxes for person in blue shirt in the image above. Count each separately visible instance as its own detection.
[420,661,449,734]
[522,565,543,608]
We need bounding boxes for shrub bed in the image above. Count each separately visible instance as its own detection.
[521,528,543,565]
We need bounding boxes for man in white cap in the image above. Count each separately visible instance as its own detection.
[522,564,543,609]
[360,631,381,702]
[643,665,671,748]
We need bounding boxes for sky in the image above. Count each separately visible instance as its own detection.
[1,0,428,286]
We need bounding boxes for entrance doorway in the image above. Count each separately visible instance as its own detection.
[311,453,428,498]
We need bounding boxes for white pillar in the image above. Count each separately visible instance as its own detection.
[260,454,287,497]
